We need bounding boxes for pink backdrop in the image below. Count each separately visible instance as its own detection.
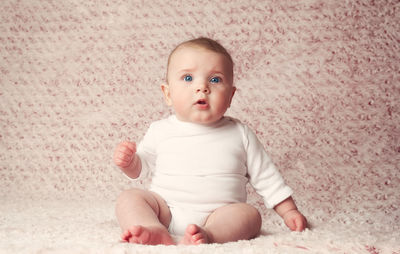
[1,0,399,252]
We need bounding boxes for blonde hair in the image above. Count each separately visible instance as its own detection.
[166,37,233,82]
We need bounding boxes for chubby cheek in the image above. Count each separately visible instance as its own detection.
[213,93,232,114]
[171,94,188,113]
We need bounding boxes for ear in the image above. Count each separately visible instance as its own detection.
[161,83,172,106]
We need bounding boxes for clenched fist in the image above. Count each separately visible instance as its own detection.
[114,141,137,170]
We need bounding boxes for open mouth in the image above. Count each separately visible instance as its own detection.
[195,99,209,109]
[196,99,207,105]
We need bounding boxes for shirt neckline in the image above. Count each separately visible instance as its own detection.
[169,115,228,131]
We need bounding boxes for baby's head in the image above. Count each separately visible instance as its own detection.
[166,37,234,83]
[162,37,236,125]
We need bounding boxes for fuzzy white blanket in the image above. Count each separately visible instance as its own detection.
[1,0,399,253]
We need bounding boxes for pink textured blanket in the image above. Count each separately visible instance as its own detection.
[1,0,399,253]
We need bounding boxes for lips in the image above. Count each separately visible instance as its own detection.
[196,99,207,105]
[195,99,209,109]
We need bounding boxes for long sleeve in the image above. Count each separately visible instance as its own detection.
[243,125,293,209]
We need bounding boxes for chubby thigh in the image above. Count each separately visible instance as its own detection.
[115,188,172,230]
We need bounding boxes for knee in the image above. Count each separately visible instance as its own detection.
[116,188,145,207]
[240,204,262,239]
[244,204,262,229]
[222,203,262,229]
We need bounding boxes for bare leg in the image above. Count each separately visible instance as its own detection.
[181,203,262,245]
[115,188,174,245]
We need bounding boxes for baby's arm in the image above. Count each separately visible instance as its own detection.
[274,196,307,232]
[113,141,142,179]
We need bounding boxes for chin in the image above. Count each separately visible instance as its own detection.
[192,116,222,125]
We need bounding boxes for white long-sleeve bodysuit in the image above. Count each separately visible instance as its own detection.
[136,115,293,235]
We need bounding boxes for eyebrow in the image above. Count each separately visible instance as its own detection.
[177,68,195,74]
[176,68,227,77]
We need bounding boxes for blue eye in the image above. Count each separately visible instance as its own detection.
[184,75,193,82]
[210,77,221,83]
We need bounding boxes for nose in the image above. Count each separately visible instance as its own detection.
[196,81,210,94]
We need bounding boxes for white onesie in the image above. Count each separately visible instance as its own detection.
[136,115,293,235]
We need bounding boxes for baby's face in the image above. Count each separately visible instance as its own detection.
[162,46,236,125]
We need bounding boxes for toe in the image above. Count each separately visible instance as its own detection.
[192,232,202,241]
[196,238,207,244]
[129,237,139,244]
[187,224,199,234]
[187,226,199,240]
[180,224,209,245]
[121,230,132,242]
[130,225,143,237]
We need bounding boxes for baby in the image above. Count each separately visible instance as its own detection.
[113,37,307,245]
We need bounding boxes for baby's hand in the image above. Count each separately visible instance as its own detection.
[283,210,307,232]
[113,141,137,169]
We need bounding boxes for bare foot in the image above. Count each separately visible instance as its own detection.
[180,224,210,245]
[121,225,175,245]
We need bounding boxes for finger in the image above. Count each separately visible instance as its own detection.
[118,145,133,155]
[295,218,301,231]
[294,217,306,231]
[115,155,130,165]
[126,141,136,152]
[118,153,134,164]
[114,153,132,167]
[114,149,130,161]
[115,155,133,168]
[285,217,296,231]
[289,220,297,231]
[115,142,136,158]
[118,144,130,152]
[120,141,136,153]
